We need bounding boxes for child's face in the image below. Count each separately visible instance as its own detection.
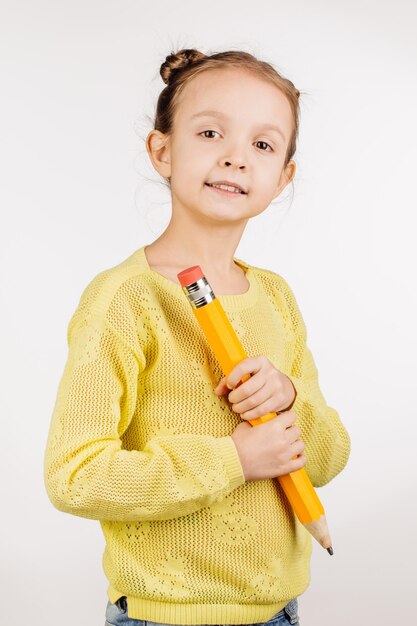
[149,68,295,223]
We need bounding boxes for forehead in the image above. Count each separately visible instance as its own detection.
[174,67,293,132]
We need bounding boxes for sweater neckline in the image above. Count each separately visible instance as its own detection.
[134,245,259,310]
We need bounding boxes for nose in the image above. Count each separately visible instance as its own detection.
[220,151,247,170]
[222,159,246,170]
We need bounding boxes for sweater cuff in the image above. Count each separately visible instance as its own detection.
[217,436,246,490]
[282,374,299,411]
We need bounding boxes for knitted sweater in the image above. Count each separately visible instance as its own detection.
[44,245,350,624]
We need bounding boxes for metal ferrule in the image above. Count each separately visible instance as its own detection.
[181,276,216,309]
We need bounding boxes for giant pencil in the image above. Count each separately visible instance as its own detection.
[178,264,333,555]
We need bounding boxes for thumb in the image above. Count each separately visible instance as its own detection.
[214,376,232,394]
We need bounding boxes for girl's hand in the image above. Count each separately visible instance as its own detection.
[213,356,297,420]
[230,412,306,481]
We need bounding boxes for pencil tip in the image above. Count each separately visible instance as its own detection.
[327,547,334,556]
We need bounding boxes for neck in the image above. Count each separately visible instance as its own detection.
[147,211,249,277]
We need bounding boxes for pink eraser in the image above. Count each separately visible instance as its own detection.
[177,265,204,287]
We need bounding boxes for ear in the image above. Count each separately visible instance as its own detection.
[273,160,296,199]
[146,129,172,179]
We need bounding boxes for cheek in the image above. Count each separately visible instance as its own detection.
[259,162,284,194]
[171,148,210,186]
[170,161,204,196]
[256,172,279,198]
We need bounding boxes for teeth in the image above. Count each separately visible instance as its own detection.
[209,183,242,193]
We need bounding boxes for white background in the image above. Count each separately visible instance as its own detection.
[1,1,416,624]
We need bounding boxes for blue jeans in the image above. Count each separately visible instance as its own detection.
[105,597,300,626]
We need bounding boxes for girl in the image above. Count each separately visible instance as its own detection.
[44,48,351,626]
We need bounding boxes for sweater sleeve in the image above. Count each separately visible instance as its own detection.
[44,312,245,523]
[279,280,351,487]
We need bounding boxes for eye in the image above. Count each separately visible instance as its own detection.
[199,130,221,139]
[255,140,273,152]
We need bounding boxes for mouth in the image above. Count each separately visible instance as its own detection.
[205,182,247,196]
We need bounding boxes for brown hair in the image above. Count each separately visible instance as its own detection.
[153,48,302,167]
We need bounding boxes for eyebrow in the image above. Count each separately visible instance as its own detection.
[190,109,286,142]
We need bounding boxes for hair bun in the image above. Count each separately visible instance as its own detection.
[160,48,207,85]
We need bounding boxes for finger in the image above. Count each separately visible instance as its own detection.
[213,376,228,395]
[228,373,265,405]
[214,375,248,395]
[287,425,302,443]
[288,453,307,472]
[226,356,267,390]
[277,410,297,429]
[291,439,305,455]
[233,389,278,420]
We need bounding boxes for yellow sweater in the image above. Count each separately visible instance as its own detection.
[44,245,350,624]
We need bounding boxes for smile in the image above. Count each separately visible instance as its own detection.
[205,183,246,196]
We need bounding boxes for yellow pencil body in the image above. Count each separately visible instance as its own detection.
[192,297,332,550]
